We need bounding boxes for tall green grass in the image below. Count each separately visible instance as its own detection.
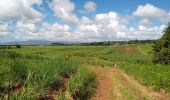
[0,50,79,99]
[67,66,96,100]
[119,63,170,92]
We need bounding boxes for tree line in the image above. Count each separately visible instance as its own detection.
[0,45,21,49]
[79,40,155,46]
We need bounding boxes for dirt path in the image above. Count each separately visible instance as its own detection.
[91,66,170,100]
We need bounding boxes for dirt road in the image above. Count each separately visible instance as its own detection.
[91,66,170,100]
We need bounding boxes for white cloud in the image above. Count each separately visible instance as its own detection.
[0,2,167,43]
[0,23,12,36]
[76,12,128,41]
[27,0,43,5]
[139,19,151,26]
[14,21,39,40]
[42,22,71,33]
[134,4,170,23]
[50,0,79,24]
[16,22,72,41]
[75,12,165,42]
[36,22,72,41]
[139,19,151,29]
[80,16,92,25]
[16,21,38,33]
[3,11,165,42]
[80,1,96,14]
[0,0,43,23]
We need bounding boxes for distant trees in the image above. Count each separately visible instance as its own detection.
[153,23,170,64]
[0,45,11,49]
[79,40,155,46]
[0,45,21,49]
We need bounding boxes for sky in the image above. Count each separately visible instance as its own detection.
[0,0,170,43]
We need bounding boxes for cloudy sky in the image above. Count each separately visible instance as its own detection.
[0,0,170,43]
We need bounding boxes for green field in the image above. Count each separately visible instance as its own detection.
[0,44,170,99]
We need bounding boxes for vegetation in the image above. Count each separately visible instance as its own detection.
[0,42,170,99]
[0,45,21,49]
[67,66,96,100]
[0,50,81,99]
[79,40,155,46]
[153,23,170,64]
[15,45,21,48]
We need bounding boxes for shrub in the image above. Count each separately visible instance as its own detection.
[153,23,170,64]
[16,45,21,48]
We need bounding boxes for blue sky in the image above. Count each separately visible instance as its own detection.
[39,0,170,25]
[73,0,170,13]
[0,0,170,43]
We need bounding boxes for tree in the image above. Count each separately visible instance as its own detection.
[16,44,21,48]
[153,23,170,64]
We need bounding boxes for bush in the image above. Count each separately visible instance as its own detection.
[16,45,21,48]
[153,23,170,64]
[67,66,96,100]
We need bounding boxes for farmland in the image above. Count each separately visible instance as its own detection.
[0,44,170,100]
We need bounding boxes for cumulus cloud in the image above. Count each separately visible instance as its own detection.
[49,0,79,24]
[75,12,165,42]
[0,23,13,36]
[80,1,97,14]
[134,4,170,23]
[16,21,38,33]
[2,12,165,42]
[0,1,167,43]
[42,22,71,33]
[139,19,151,28]
[28,22,72,41]
[27,0,43,5]
[76,12,127,41]
[14,22,72,41]
[80,16,92,25]
[0,0,43,23]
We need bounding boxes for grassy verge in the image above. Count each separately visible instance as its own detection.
[119,63,170,92]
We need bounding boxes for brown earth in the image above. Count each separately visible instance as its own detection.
[115,46,140,54]
[91,66,170,100]
[126,47,140,54]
